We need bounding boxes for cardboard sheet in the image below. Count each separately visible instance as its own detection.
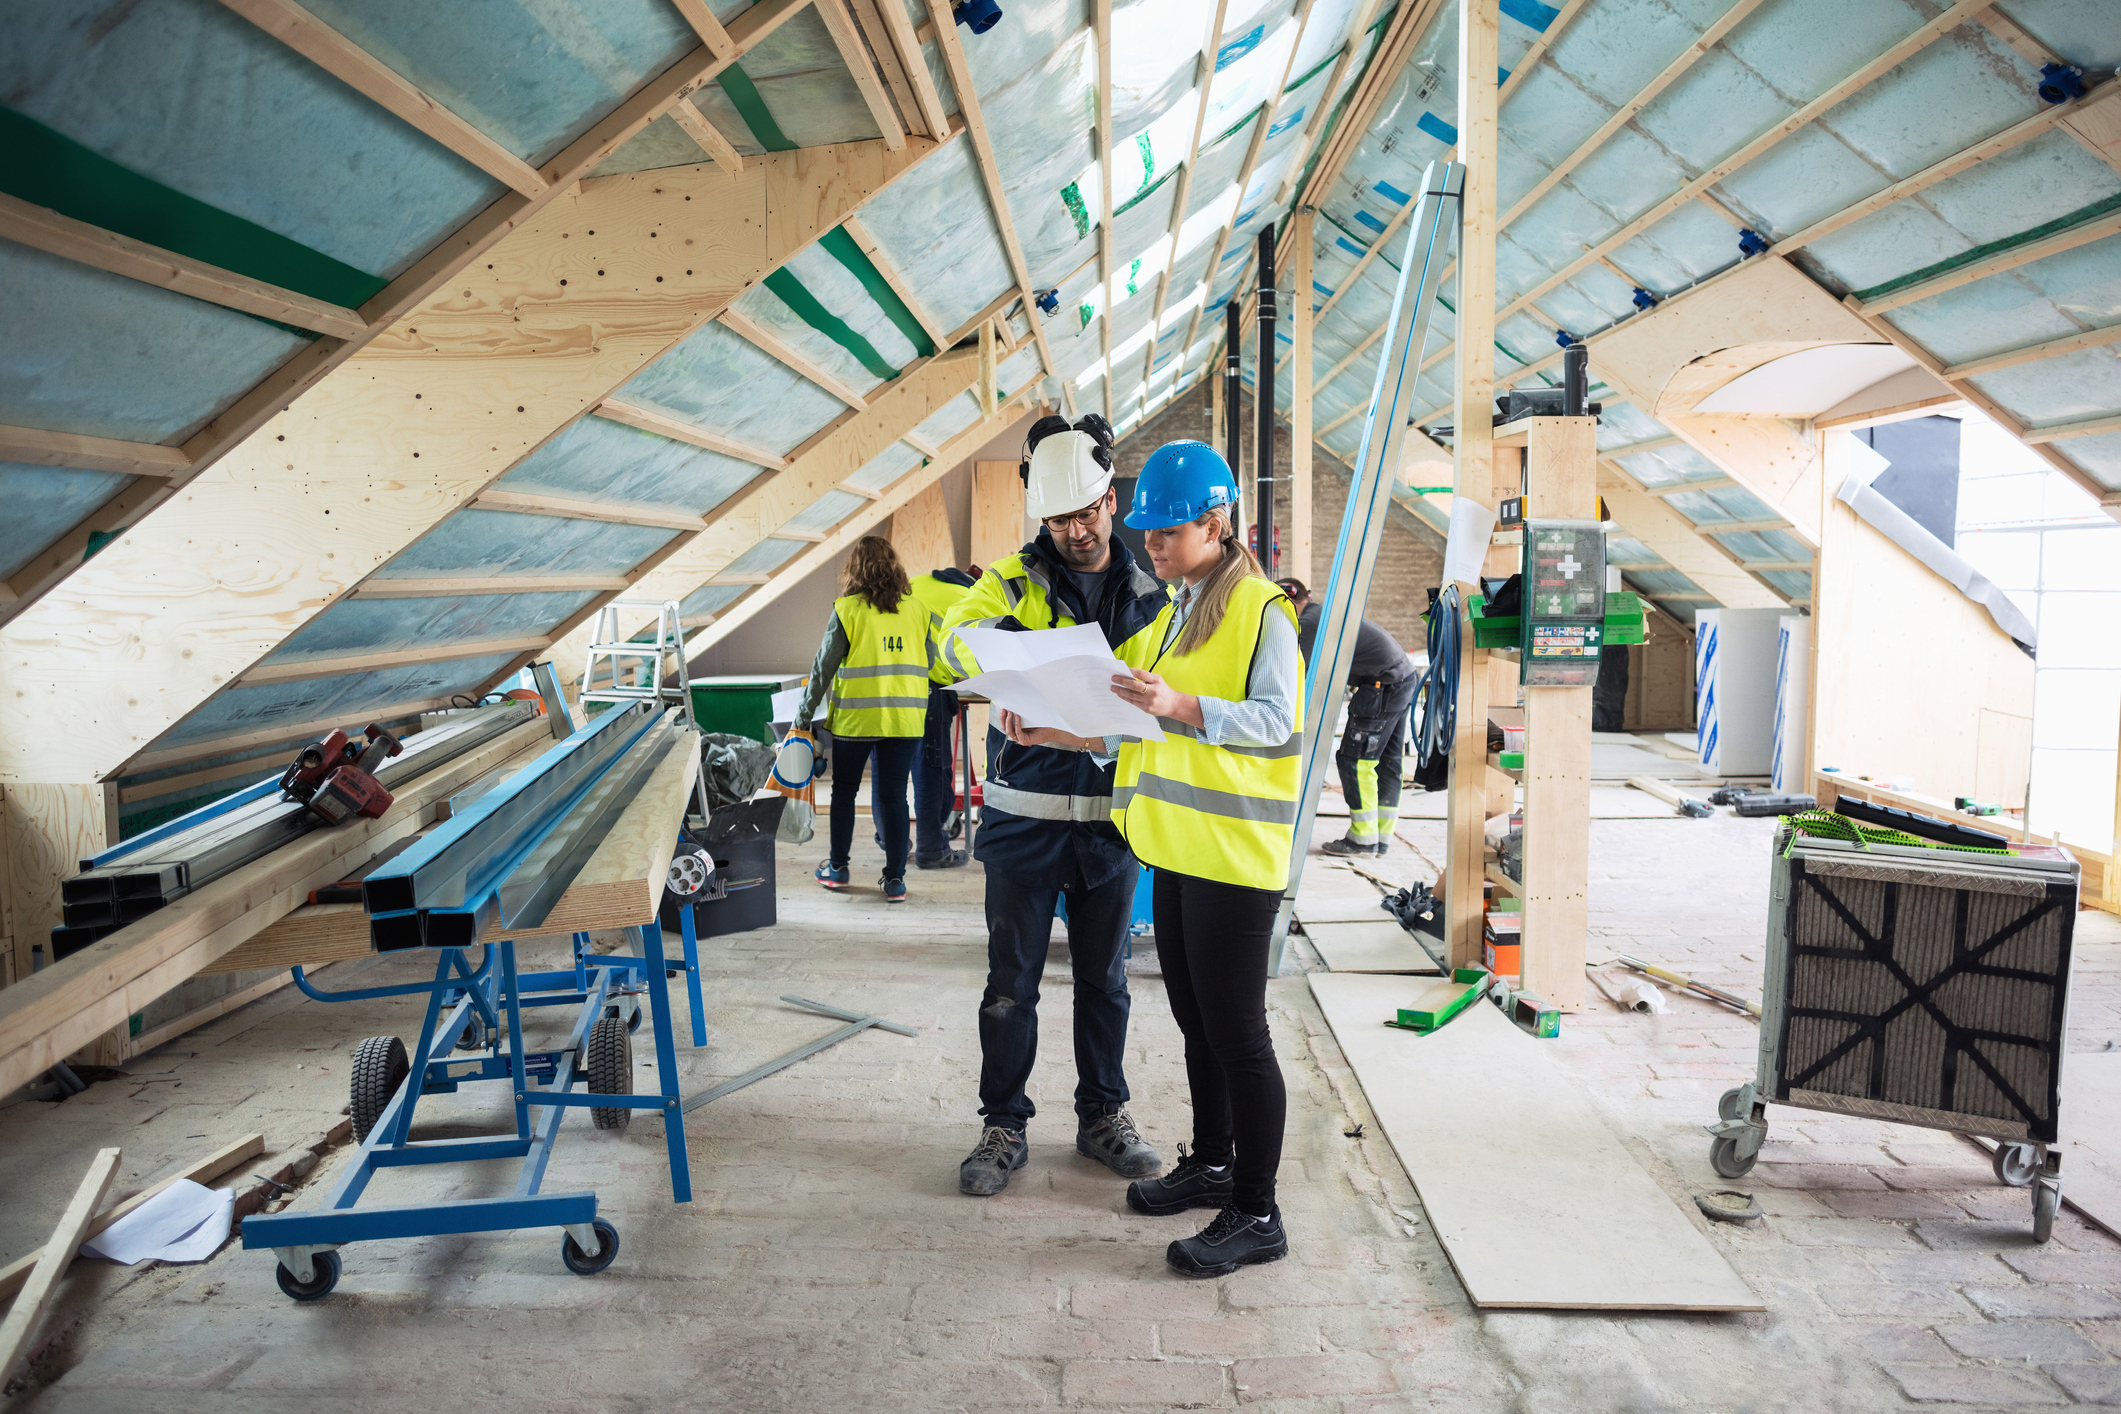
[1308,972,1762,1310]
[1303,919,1441,974]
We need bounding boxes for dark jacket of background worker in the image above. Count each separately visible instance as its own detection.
[795,536,930,902]
[1281,581,1419,858]
[938,413,1170,1199]
[906,567,979,869]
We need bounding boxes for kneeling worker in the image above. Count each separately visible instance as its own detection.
[1279,579,1419,858]
[939,413,1171,1197]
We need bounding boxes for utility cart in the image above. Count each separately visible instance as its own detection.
[1707,818,2079,1240]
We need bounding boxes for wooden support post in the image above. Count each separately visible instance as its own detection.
[979,318,999,419]
[971,460,1026,571]
[1291,210,1315,581]
[1444,0,1499,972]
[1519,417,1597,1013]
[1,785,116,994]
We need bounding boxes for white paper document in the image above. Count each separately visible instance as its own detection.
[945,624,1166,741]
[769,684,805,724]
[80,1179,233,1266]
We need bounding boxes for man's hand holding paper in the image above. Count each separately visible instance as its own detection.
[946,624,1166,742]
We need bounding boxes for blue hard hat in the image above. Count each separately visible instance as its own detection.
[1126,441,1240,529]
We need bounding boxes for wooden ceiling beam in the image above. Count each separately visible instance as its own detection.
[468,489,710,533]
[846,0,928,137]
[351,576,633,599]
[233,634,554,687]
[867,0,950,137]
[668,97,744,176]
[2023,411,2121,444]
[719,307,871,409]
[669,0,738,58]
[0,426,191,479]
[841,215,949,350]
[594,400,792,469]
[817,0,908,151]
[1495,0,1591,107]
[0,192,368,340]
[1941,320,2121,379]
[1847,206,2121,316]
[216,0,552,199]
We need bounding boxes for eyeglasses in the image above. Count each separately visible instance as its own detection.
[1041,503,1106,532]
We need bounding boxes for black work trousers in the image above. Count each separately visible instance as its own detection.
[1335,673,1418,846]
[977,867,1136,1131]
[829,736,916,879]
[1153,868,1287,1215]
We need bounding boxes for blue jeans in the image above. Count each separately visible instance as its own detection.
[913,684,958,862]
[830,736,917,879]
[978,867,1135,1130]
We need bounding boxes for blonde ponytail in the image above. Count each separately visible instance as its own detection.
[1172,507,1268,656]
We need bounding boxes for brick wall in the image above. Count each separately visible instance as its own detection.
[1115,384,1444,652]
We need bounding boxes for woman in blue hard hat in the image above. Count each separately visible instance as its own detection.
[998,439,1303,1277]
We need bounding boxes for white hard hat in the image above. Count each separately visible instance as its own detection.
[1024,430,1114,520]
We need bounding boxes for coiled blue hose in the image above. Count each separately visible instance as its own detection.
[1411,585,1460,784]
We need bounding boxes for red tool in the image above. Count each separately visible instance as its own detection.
[280,724,403,825]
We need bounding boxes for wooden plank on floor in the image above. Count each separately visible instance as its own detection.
[1308,972,1762,1310]
[1302,920,1440,975]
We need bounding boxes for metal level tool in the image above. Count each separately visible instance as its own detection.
[682,995,915,1114]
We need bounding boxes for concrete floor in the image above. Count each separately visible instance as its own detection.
[3,805,2119,1412]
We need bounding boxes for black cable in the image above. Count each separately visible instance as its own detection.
[1410,584,1459,789]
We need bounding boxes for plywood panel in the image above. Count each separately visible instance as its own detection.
[1304,919,1440,974]
[889,480,956,575]
[971,460,1026,572]
[1309,972,1762,1310]
[2,785,113,982]
[1624,599,1695,731]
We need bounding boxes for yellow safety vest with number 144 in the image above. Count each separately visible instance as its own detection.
[828,592,932,738]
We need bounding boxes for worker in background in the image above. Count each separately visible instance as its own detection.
[905,565,980,869]
[938,413,1170,1198]
[1279,579,1419,858]
[794,535,931,903]
[1001,440,1302,1279]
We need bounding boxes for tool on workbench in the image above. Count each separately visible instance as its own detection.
[279,724,403,824]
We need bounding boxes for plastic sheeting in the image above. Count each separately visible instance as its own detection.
[262,591,596,663]
[154,654,526,750]
[618,320,845,455]
[378,511,678,578]
[731,243,923,396]
[0,462,133,582]
[782,488,867,534]
[680,581,751,619]
[497,416,766,517]
[844,440,926,494]
[299,0,696,169]
[7,0,501,281]
[724,536,807,576]
[856,137,1016,337]
[698,9,884,152]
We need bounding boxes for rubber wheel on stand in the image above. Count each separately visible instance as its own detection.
[349,1035,410,1143]
[625,1003,644,1035]
[561,1218,620,1275]
[1993,1142,2040,1188]
[945,808,964,840]
[275,1250,341,1301]
[455,1007,487,1052]
[2034,1182,2060,1244]
[587,1011,632,1131]
[1717,1087,1746,1122]
[1710,1135,1757,1179]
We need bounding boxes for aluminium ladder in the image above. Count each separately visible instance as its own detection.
[581,599,713,824]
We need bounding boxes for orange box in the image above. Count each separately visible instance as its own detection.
[1483,937,1521,976]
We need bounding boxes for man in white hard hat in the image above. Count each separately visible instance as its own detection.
[935,414,1173,1198]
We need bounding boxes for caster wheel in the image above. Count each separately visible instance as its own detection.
[561,1218,620,1275]
[587,1011,632,1131]
[626,1004,644,1035]
[2033,1182,2060,1244]
[1993,1142,2039,1188]
[455,1009,487,1052]
[1710,1135,1757,1180]
[945,809,964,841]
[275,1250,341,1301]
[349,1035,410,1144]
[1717,1087,1746,1122]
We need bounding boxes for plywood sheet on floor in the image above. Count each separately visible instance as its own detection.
[1977,1051,2121,1241]
[1308,972,1763,1311]
[1338,785,1681,820]
[1303,919,1440,974]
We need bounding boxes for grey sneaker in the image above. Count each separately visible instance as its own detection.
[959,1125,1027,1196]
[1077,1108,1162,1178]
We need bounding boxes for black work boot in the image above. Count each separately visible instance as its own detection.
[1167,1205,1289,1278]
[1077,1108,1161,1178]
[1320,837,1373,857]
[958,1125,1027,1196]
[1126,1144,1234,1215]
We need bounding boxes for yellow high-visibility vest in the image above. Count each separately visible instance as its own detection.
[908,574,972,684]
[1112,575,1304,891]
[828,592,931,737]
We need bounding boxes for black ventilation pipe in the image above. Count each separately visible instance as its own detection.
[1224,302,1243,483]
[1255,226,1276,573]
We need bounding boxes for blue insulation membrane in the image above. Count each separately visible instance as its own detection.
[858,138,1016,336]
[2060,431,2121,490]
[727,9,885,149]
[725,536,807,576]
[297,0,695,168]
[680,581,750,619]
[1618,442,1724,489]
[1713,528,1811,563]
[0,243,309,444]
[6,0,501,281]
[783,488,867,534]
[912,390,986,449]
[158,655,526,750]
[1202,9,1300,139]
[752,241,921,387]
[1999,0,2121,69]
[1596,401,1672,447]
[496,416,764,517]
[1760,570,1812,600]
[994,34,1100,289]
[379,511,677,578]
[1604,534,1663,566]
[1880,231,2121,367]
[844,441,925,494]
[1972,345,2121,426]
[0,462,133,581]
[618,321,844,454]
[593,112,743,174]
[263,591,596,663]
[1113,0,1210,139]
[1664,484,1778,524]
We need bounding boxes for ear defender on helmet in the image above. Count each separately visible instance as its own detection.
[1020,413,1073,485]
[1070,413,1116,471]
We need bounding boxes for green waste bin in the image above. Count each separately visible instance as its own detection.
[687,676,803,747]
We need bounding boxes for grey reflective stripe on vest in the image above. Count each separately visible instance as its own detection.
[1152,717,1305,759]
[1111,772,1299,826]
[838,663,923,680]
[1000,576,1026,608]
[832,695,929,711]
[981,780,1112,823]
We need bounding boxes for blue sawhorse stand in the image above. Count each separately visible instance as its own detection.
[241,907,708,1300]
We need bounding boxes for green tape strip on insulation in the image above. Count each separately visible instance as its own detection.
[764,267,901,380]
[1849,191,2121,304]
[0,106,388,321]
